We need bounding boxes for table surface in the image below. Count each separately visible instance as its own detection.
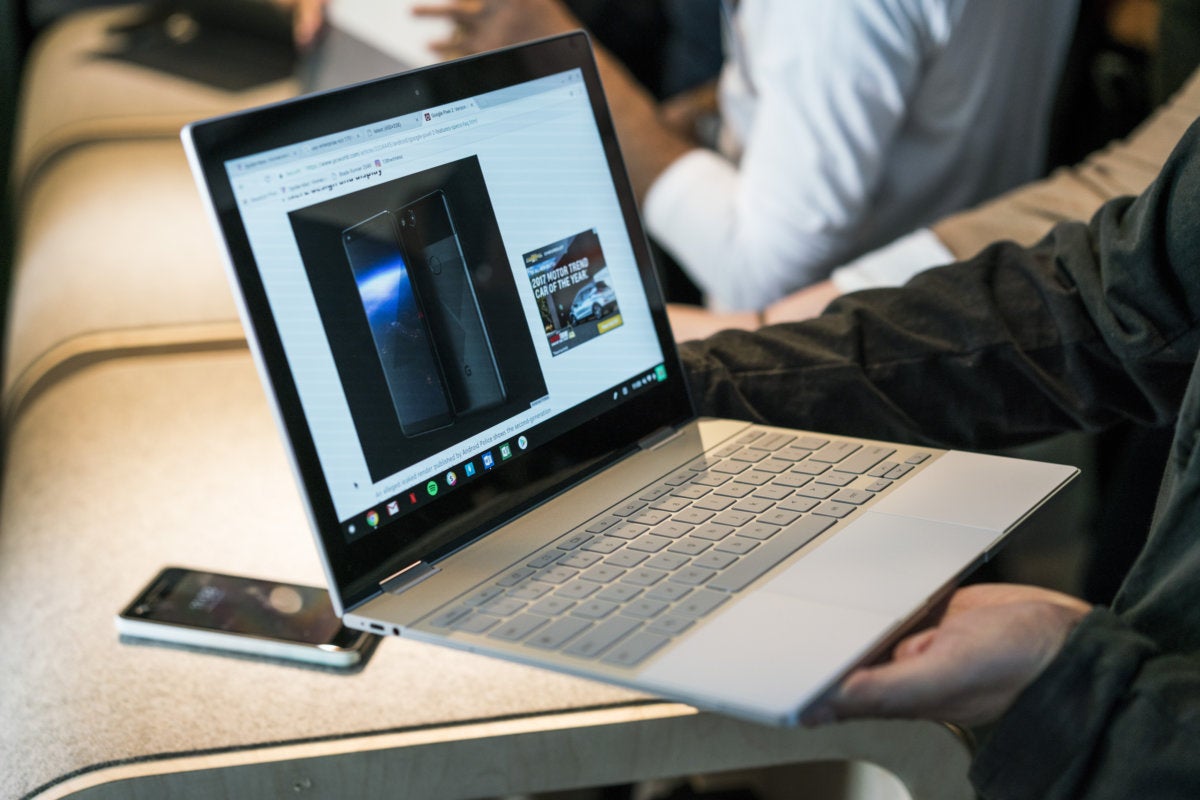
[0,349,974,800]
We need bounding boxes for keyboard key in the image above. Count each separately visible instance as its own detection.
[692,523,735,541]
[581,537,624,554]
[625,567,669,586]
[729,447,768,463]
[670,567,714,586]
[905,452,932,464]
[691,472,731,487]
[627,535,672,553]
[755,459,793,474]
[797,485,837,500]
[650,497,692,513]
[738,523,781,541]
[674,588,729,617]
[507,583,552,600]
[713,483,755,499]
[708,516,835,592]
[778,498,819,514]
[646,582,692,602]
[527,617,591,650]
[732,471,773,486]
[582,565,627,584]
[462,586,505,606]
[814,472,856,487]
[651,521,694,539]
[837,445,895,474]
[602,632,671,667]
[623,599,669,619]
[810,441,861,463]
[560,551,603,569]
[675,508,716,526]
[668,538,712,556]
[711,460,750,475]
[885,464,915,479]
[479,597,527,617]
[794,436,829,450]
[792,461,829,476]
[631,509,672,526]
[564,617,640,658]
[429,605,472,628]
[694,551,739,571]
[527,551,562,569]
[489,613,548,642]
[647,615,694,636]
[813,502,857,519]
[558,532,593,550]
[760,509,803,526]
[557,580,601,599]
[606,522,651,540]
[754,432,796,451]
[865,479,893,492]
[534,566,579,584]
[611,499,647,517]
[496,567,535,587]
[597,583,642,603]
[832,489,874,505]
[771,473,812,488]
[694,496,735,512]
[715,537,759,555]
[672,484,711,500]
[712,510,756,527]
[573,599,619,619]
[586,515,623,533]
[644,553,690,571]
[638,484,674,502]
[531,596,576,616]
[733,497,776,513]
[606,550,649,569]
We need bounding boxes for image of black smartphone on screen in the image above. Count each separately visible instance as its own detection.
[342,210,453,437]
[397,190,506,417]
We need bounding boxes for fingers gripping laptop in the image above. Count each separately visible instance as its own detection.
[184,33,1076,726]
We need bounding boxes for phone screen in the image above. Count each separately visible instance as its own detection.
[125,568,345,645]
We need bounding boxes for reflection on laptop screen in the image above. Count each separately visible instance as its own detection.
[224,68,666,543]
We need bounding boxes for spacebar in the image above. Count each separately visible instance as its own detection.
[709,516,836,592]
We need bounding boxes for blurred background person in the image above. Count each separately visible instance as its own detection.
[416,0,1080,312]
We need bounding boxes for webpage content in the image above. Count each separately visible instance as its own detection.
[226,69,667,539]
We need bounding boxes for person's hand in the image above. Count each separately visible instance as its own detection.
[659,81,719,142]
[763,279,842,324]
[274,0,328,49]
[805,584,1093,728]
[667,304,759,342]
[413,0,582,59]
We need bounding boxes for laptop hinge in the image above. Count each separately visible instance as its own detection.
[379,561,439,595]
[638,425,683,451]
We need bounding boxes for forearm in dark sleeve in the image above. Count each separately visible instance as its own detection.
[679,120,1200,451]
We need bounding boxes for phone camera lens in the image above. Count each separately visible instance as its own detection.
[404,210,416,228]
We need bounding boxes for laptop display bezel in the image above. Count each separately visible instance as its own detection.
[185,33,695,612]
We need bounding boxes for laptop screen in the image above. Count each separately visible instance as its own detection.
[186,34,693,609]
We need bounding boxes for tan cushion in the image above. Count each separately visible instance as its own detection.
[12,5,297,194]
[5,139,244,410]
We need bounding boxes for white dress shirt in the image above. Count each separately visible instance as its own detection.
[644,0,1079,310]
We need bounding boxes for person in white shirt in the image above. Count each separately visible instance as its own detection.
[419,0,1079,310]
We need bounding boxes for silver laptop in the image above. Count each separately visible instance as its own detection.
[183,33,1077,726]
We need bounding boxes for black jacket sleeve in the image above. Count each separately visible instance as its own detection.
[681,118,1200,799]
[679,119,1200,452]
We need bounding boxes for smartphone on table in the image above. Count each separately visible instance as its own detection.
[116,567,375,668]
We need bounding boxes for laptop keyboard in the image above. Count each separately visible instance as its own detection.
[424,429,933,668]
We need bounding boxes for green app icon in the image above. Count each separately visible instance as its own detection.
[655,364,667,382]
[426,480,439,497]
